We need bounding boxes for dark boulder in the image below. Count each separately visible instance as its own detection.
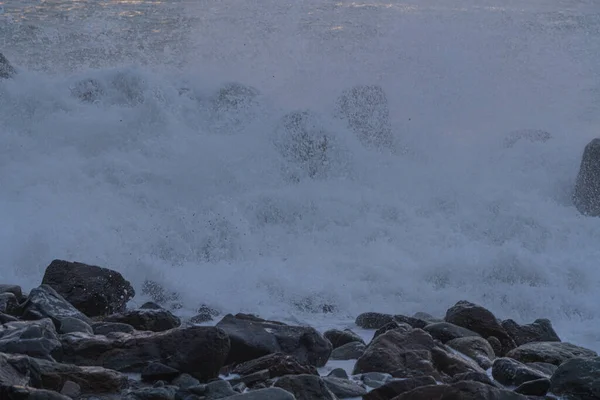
[491,357,549,386]
[231,353,318,378]
[501,318,560,346]
[549,356,600,400]
[0,53,16,79]
[92,322,135,335]
[430,346,485,378]
[216,314,331,367]
[0,319,61,361]
[514,378,550,396]
[273,374,337,400]
[391,380,529,400]
[506,341,597,366]
[41,260,135,317]
[0,293,19,316]
[446,336,496,369]
[141,362,181,383]
[323,329,364,349]
[423,322,480,343]
[363,376,437,400]
[0,386,71,400]
[219,388,295,400]
[355,312,394,329]
[104,308,181,332]
[573,138,600,216]
[321,376,366,398]
[330,341,365,360]
[373,322,412,340]
[445,301,516,355]
[19,285,92,329]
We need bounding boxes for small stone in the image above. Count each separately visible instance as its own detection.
[142,362,181,382]
[205,379,236,399]
[60,380,82,398]
[0,292,19,316]
[231,353,318,378]
[330,341,366,360]
[172,374,201,389]
[219,387,295,400]
[0,284,23,302]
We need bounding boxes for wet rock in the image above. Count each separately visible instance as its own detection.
[220,387,295,400]
[501,319,560,346]
[0,292,19,316]
[450,371,502,389]
[172,373,200,389]
[273,110,333,179]
[514,378,550,396]
[413,312,442,323]
[60,380,82,398]
[140,302,163,310]
[336,84,393,148]
[0,319,61,360]
[323,329,364,349]
[141,362,181,383]
[573,138,600,216]
[549,356,600,400]
[352,328,436,375]
[322,376,366,398]
[92,322,135,335]
[59,317,93,335]
[330,341,365,360]
[391,380,529,400]
[393,315,429,330]
[19,285,92,329]
[526,362,557,376]
[0,52,16,79]
[327,368,348,379]
[190,306,219,324]
[104,308,181,332]
[0,313,19,324]
[42,260,135,317]
[506,341,597,366]
[445,301,516,356]
[373,322,412,340]
[0,386,71,400]
[360,372,393,388]
[363,376,437,400]
[123,386,177,400]
[492,357,549,386]
[274,374,337,400]
[431,346,485,378]
[487,336,503,357]
[0,285,23,302]
[228,369,270,387]
[205,380,236,399]
[216,314,331,367]
[504,129,552,148]
[231,353,318,379]
[61,326,230,382]
[423,322,481,343]
[355,312,394,329]
[446,336,496,369]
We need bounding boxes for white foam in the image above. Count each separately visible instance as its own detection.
[1,0,600,353]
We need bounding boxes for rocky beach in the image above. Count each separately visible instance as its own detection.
[0,258,598,400]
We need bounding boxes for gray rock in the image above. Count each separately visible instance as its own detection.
[123,386,177,400]
[322,376,366,398]
[450,371,503,389]
[373,322,412,340]
[506,342,597,366]
[514,378,550,396]
[431,346,485,378]
[216,314,331,367]
[526,362,558,376]
[501,319,560,346]
[172,374,200,389]
[573,138,600,216]
[330,341,365,360]
[141,362,181,383]
[60,380,82,398]
[391,380,529,400]
[492,357,549,386]
[274,374,337,400]
[231,353,317,379]
[0,285,23,302]
[323,329,364,349]
[355,312,394,329]
[104,309,181,332]
[41,260,135,317]
[0,313,18,324]
[205,380,236,399]
[0,386,72,400]
[447,336,496,369]
[0,293,19,315]
[228,369,270,387]
[393,315,429,330]
[335,84,393,148]
[363,376,437,400]
[0,53,16,79]
[423,322,481,343]
[0,319,61,360]
[59,317,93,335]
[327,368,348,379]
[92,322,135,335]
[61,326,230,382]
[549,356,600,400]
[20,285,92,329]
[445,301,516,356]
[221,387,295,400]
[360,372,393,388]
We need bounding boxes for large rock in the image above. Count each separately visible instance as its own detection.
[352,328,436,376]
[446,336,496,369]
[549,356,600,400]
[501,318,560,346]
[216,314,331,367]
[391,380,529,400]
[363,376,437,400]
[41,260,135,317]
[506,341,597,366]
[231,353,318,378]
[0,319,61,361]
[0,53,16,79]
[355,312,394,329]
[445,301,516,355]
[104,308,181,332]
[330,341,365,360]
[0,285,23,302]
[61,326,230,382]
[221,387,295,400]
[322,376,366,398]
[274,374,337,400]
[423,322,481,343]
[0,386,71,400]
[323,329,364,349]
[19,285,92,328]
[0,293,19,316]
[492,357,549,387]
[335,84,393,148]
[430,346,485,378]
[573,138,600,216]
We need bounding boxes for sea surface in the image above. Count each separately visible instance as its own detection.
[2,0,600,351]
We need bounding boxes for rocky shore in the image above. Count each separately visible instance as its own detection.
[0,259,598,400]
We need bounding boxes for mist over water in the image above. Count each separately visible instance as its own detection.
[2,0,600,350]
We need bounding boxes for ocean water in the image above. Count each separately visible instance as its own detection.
[2,0,600,351]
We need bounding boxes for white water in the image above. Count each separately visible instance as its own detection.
[2,0,600,351]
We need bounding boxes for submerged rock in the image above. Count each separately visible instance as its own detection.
[573,138,600,216]
[41,259,135,317]
[0,52,16,79]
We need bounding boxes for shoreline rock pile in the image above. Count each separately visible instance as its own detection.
[0,260,598,399]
